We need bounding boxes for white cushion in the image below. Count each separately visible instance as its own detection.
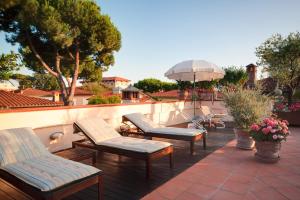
[2,154,100,191]
[124,113,161,132]
[75,118,120,144]
[98,136,171,153]
[149,127,204,136]
[0,127,48,166]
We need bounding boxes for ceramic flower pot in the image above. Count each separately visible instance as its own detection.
[255,141,281,163]
[234,128,255,150]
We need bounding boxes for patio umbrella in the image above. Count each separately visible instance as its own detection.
[165,60,225,116]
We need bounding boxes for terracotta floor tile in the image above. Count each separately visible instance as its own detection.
[227,174,254,184]
[258,176,293,187]
[221,179,249,194]
[253,187,288,200]
[276,186,300,200]
[142,192,167,200]
[157,182,191,200]
[211,190,244,200]
[243,192,259,200]
[281,174,300,186]
[186,183,217,199]
[175,192,205,200]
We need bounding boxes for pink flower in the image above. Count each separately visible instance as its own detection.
[267,126,273,130]
[283,129,288,134]
[273,135,278,140]
[262,128,270,134]
[271,129,277,133]
[250,124,260,131]
[282,120,289,126]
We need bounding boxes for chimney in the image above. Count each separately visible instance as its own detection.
[245,63,257,89]
[53,91,60,102]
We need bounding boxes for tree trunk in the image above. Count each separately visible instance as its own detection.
[67,43,80,105]
[286,85,295,106]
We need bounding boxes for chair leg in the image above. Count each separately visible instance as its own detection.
[146,158,151,179]
[190,140,195,155]
[169,153,174,168]
[98,175,104,200]
[203,132,207,150]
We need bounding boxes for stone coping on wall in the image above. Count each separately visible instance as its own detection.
[0,100,189,114]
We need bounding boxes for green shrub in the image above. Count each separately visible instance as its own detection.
[107,95,121,104]
[222,86,271,129]
[88,95,121,105]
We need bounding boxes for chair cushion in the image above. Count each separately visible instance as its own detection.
[98,136,171,153]
[1,154,100,192]
[0,127,48,166]
[149,127,205,136]
[75,118,120,144]
[123,113,161,132]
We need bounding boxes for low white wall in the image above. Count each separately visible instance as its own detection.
[0,100,226,152]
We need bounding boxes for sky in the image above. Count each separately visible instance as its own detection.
[0,0,300,83]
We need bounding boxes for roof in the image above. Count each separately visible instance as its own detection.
[151,90,178,98]
[17,88,53,96]
[51,87,93,96]
[122,85,140,92]
[102,77,131,82]
[0,90,63,109]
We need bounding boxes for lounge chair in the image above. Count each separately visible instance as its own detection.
[194,106,226,128]
[122,113,207,155]
[0,127,102,200]
[73,117,173,178]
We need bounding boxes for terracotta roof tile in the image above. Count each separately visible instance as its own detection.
[102,77,130,82]
[0,90,63,109]
[17,88,53,96]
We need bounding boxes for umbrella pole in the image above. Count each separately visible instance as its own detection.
[193,73,196,117]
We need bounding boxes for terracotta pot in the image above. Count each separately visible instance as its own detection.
[255,141,281,163]
[234,128,255,150]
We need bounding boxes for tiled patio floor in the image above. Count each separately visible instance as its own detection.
[142,127,300,200]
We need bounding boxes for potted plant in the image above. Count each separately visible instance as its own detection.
[250,117,289,163]
[222,86,271,150]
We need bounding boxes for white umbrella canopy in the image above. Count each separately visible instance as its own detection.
[165,60,225,81]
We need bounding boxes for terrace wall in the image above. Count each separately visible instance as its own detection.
[0,100,227,152]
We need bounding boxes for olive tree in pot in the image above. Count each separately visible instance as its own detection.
[222,86,271,150]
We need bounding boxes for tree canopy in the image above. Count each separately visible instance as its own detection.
[0,0,121,105]
[219,66,248,86]
[256,32,300,103]
[0,52,20,81]
[134,78,177,93]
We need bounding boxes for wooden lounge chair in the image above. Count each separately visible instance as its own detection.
[0,127,102,200]
[194,106,226,128]
[73,117,173,178]
[122,113,207,155]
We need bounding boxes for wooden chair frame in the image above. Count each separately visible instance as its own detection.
[0,169,103,200]
[73,123,173,178]
[122,116,207,155]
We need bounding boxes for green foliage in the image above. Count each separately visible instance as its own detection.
[134,78,177,93]
[0,52,20,80]
[88,95,121,104]
[82,82,108,95]
[222,86,271,129]
[0,0,121,104]
[219,66,247,86]
[176,80,192,90]
[256,32,300,104]
[196,80,218,89]
[33,73,60,90]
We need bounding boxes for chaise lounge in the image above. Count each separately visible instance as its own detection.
[73,117,174,178]
[122,113,207,155]
[0,127,102,200]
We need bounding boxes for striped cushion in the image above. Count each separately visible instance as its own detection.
[98,136,171,153]
[0,127,48,166]
[149,127,205,136]
[75,118,120,144]
[123,113,161,132]
[2,154,100,191]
